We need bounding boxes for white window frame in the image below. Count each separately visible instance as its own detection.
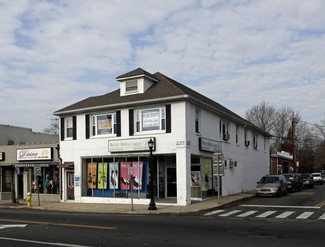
[91,113,117,137]
[65,117,73,139]
[126,80,138,93]
[135,107,166,133]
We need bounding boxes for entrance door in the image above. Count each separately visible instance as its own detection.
[166,167,177,197]
[66,172,74,200]
[17,174,23,199]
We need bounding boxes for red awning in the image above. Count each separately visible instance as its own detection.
[57,162,74,168]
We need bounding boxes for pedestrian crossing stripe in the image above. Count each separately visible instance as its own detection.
[296,212,314,219]
[204,209,325,220]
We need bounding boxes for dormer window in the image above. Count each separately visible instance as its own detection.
[116,68,159,97]
[126,80,138,93]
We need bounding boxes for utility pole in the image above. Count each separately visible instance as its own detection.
[292,112,297,173]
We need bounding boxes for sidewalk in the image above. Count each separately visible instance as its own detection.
[0,191,255,215]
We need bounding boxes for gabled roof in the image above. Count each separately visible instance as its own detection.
[54,68,271,136]
[116,67,158,82]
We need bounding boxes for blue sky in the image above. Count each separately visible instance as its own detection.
[1,0,324,132]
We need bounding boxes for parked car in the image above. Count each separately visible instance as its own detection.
[301,174,314,188]
[283,173,303,192]
[256,174,287,197]
[311,173,324,185]
[321,173,325,182]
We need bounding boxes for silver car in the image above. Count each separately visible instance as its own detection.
[256,175,287,197]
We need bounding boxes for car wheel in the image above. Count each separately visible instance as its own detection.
[284,188,287,195]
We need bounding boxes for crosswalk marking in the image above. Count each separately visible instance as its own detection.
[237,210,258,217]
[318,213,325,220]
[296,212,314,219]
[275,211,295,219]
[204,210,225,216]
[219,210,242,217]
[256,211,277,218]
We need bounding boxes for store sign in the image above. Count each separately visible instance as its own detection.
[108,137,155,152]
[17,148,52,161]
[199,137,222,153]
[0,152,4,161]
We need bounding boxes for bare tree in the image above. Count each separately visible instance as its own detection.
[42,118,59,135]
[245,100,277,133]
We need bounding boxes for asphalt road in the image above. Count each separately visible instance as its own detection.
[0,185,324,247]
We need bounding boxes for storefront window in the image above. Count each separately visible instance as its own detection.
[1,167,12,192]
[30,165,59,194]
[82,157,149,198]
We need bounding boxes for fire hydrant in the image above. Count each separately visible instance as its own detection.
[27,192,32,207]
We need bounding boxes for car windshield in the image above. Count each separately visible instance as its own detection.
[312,174,320,177]
[284,175,294,180]
[260,176,279,183]
[302,174,310,179]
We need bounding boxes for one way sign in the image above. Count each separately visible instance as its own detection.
[0,224,27,229]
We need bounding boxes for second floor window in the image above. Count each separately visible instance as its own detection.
[66,117,73,138]
[92,113,116,136]
[135,108,166,133]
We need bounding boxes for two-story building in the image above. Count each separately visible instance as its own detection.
[54,68,271,206]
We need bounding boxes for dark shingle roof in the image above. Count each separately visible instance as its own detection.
[54,68,270,135]
[116,67,158,81]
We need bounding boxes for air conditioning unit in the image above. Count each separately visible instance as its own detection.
[223,133,230,140]
[229,160,237,168]
[245,140,250,146]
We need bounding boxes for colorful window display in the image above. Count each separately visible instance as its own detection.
[82,158,148,198]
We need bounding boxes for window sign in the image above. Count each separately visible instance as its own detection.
[97,115,112,135]
[142,109,160,131]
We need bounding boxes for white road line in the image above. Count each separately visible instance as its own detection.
[237,210,258,218]
[275,211,295,219]
[318,213,325,220]
[204,210,225,216]
[241,205,320,209]
[256,211,277,218]
[219,210,242,217]
[0,237,91,247]
[296,212,314,219]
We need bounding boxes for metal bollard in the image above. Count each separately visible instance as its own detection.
[27,192,32,207]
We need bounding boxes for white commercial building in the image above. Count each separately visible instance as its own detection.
[54,68,270,206]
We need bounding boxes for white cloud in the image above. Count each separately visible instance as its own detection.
[0,0,324,131]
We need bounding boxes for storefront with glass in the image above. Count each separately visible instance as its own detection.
[12,145,60,201]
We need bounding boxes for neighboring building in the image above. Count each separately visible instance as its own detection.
[270,149,293,174]
[0,124,59,145]
[0,125,59,201]
[54,68,271,206]
[0,143,60,202]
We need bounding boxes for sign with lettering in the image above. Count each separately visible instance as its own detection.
[142,109,160,131]
[199,138,222,153]
[17,148,52,161]
[0,152,4,161]
[108,138,155,152]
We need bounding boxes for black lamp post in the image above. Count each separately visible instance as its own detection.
[148,138,157,210]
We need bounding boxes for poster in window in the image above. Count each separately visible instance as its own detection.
[204,162,211,191]
[97,115,112,135]
[191,171,201,187]
[142,109,160,131]
[88,163,97,189]
[109,162,119,189]
[97,163,108,189]
[132,162,143,190]
[120,162,131,190]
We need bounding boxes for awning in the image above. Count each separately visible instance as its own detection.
[57,162,74,169]
[0,163,13,167]
[13,163,59,168]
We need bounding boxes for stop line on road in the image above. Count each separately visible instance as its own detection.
[204,209,325,220]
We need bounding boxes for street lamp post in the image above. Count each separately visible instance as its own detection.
[148,138,157,210]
